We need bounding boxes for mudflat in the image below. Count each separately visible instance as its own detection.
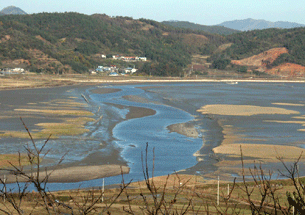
[0,83,165,183]
[2,76,305,184]
[0,85,132,183]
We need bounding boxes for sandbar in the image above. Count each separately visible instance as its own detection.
[197,104,299,116]
[167,122,199,138]
[213,143,305,162]
[4,165,129,183]
[91,87,122,94]
[272,102,305,106]
[107,103,156,120]
[196,103,305,180]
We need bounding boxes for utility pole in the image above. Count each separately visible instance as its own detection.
[217,176,220,206]
[3,175,6,202]
[102,178,105,202]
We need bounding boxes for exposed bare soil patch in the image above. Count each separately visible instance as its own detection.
[231,47,288,68]
[266,63,305,77]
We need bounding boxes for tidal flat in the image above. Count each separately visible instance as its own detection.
[0,81,305,190]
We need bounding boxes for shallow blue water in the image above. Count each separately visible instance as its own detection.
[89,85,204,183]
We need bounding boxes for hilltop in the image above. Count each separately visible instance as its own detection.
[162,20,240,35]
[0,6,27,15]
[217,18,305,31]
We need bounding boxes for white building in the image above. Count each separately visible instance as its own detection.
[12,68,25,72]
[139,57,147,61]
[109,72,119,76]
[125,67,138,73]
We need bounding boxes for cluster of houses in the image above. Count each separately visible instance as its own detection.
[100,54,147,62]
[92,65,138,76]
[92,54,147,76]
[112,55,147,62]
[0,68,25,75]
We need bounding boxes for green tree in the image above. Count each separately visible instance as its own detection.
[211,59,231,70]
[238,66,248,73]
[272,53,296,66]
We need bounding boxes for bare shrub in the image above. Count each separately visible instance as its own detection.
[123,143,195,214]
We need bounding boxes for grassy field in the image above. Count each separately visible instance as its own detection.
[0,173,300,214]
[0,141,301,214]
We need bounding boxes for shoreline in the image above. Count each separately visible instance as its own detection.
[1,75,305,92]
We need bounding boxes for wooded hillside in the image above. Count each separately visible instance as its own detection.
[1,12,305,77]
[0,13,226,75]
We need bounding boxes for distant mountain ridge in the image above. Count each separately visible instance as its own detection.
[0,6,27,15]
[162,20,240,35]
[217,18,305,31]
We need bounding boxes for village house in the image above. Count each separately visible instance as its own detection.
[11,68,25,72]
[95,66,104,72]
[96,64,137,75]
[139,57,147,61]
[111,55,147,62]
[112,55,120,59]
[103,67,111,72]
[90,70,97,75]
[1,68,25,75]
[125,67,138,74]
[122,56,137,62]
[109,72,119,76]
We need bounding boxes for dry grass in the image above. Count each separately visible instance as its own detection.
[0,173,297,214]
[0,97,95,139]
[0,117,94,139]
[0,154,30,168]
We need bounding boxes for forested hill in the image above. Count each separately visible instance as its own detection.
[0,12,225,75]
[1,12,305,77]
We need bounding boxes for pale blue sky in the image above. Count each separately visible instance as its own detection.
[2,0,305,25]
